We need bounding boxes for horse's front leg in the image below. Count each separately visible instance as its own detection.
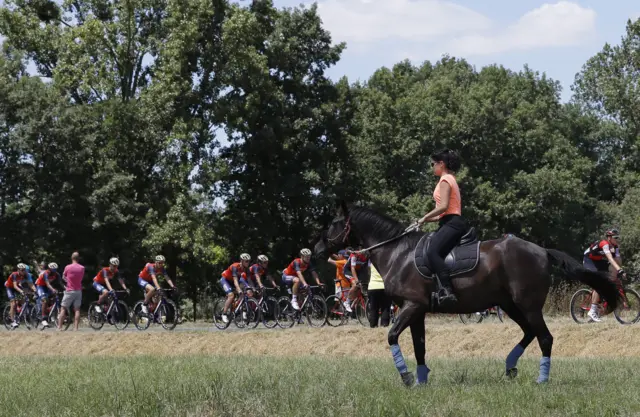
[388,301,424,387]
[410,313,430,385]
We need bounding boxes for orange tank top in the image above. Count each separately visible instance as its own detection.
[433,174,461,217]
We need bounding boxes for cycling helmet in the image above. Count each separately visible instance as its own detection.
[17,263,27,271]
[240,253,251,261]
[257,255,269,262]
[155,255,166,262]
[606,228,620,237]
[300,248,312,256]
[48,263,58,270]
[109,257,120,266]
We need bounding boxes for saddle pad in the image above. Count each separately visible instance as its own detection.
[413,233,481,278]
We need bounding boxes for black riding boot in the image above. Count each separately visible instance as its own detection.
[436,272,457,305]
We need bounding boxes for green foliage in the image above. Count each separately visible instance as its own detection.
[0,2,639,291]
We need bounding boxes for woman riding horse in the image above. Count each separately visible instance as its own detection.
[416,149,468,306]
[316,152,619,386]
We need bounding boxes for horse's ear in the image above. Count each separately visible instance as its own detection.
[340,200,349,216]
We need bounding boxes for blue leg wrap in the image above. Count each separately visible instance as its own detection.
[506,344,525,371]
[390,344,408,374]
[416,364,430,385]
[537,356,551,383]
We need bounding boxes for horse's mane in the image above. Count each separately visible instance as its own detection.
[349,206,406,239]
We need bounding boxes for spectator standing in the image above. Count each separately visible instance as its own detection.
[58,252,85,331]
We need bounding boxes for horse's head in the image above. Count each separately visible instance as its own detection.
[314,200,356,257]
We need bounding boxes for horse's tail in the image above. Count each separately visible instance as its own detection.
[546,249,619,310]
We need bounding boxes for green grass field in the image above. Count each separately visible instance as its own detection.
[1,355,638,417]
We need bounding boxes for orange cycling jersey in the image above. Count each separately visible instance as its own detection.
[94,267,119,285]
[5,272,26,288]
[284,258,315,276]
[139,263,166,282]
[221,262,246,281]
[35,270,60,287]
[334,259,349,288]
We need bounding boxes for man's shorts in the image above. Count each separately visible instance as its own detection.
[219,277,234,295]
[36,286,49,299]
[61,290,82,310]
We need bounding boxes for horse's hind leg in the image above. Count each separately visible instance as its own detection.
[499,300,535,378]
[409,312,430,385]
[526,309,554,383]
[388,301,423,387]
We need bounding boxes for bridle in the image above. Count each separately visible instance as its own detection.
[327,216,351,244]
[326,215,419,253]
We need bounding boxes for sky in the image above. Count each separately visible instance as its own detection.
[274,0,639,102]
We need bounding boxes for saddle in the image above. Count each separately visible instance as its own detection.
[413,227,480,279]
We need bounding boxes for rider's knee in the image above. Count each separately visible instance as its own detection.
[226,292,234,300]
[293,277,300,284]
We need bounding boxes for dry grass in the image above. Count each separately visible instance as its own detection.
[3,317,639,359]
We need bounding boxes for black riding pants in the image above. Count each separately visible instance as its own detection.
[367,289,392,328]
[426,214,468,283]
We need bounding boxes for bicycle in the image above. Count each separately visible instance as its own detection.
[87,290,130,331]
[213,287,260,330]
[277,285,327,328]
[31,292,71,330]
[570,283,640,324]
[326,279,367,327]
[253,286,280,328]
[132,288,180,331]
[3,291,37,330]
[331,279,368,326]
[459,306,504,324]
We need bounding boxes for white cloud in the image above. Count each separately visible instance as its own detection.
[316,0,492,44]
[446,2,597,56]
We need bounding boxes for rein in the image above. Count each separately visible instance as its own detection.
[356,224,419,253]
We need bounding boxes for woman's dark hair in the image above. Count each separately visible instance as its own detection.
[431,148,461,172]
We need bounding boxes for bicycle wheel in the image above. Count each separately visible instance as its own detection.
[159,299,178,331]
[261,296,279,329]
[495,306,504,323]
[277,296,296,328]
[132,301,151,331]
[569,289,593,324]
[305,295,327,328]
[30,305,43,330]
[234,297,259,329]
[50,305,72,331]
[354,297,368,327]
[326,295,347,327]
[3,305,12,330]
[111,301,130,330]
[212,298,232,330]
[20,305,33,330]
[88,302,105,331]
[459,312,483,324]
[614,288,640,325]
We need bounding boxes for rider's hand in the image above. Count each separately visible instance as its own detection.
[125,288,131,294]
[618,269,626,278]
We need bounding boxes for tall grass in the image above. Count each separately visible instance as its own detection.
[0,355,638,416]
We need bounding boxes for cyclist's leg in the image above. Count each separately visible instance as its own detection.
[219,278,235,314]
[138,278,155,304]
[281,273,299,309]
[95,282,109,305]
[583,257,602,319]
[36,286,49,321]
[6,288,16,322]
[239,277,253,297]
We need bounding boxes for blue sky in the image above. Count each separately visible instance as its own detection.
[275,0,639,102]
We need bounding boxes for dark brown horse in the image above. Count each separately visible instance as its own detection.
[315,202,619,385]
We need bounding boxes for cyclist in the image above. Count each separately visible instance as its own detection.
[248,255,278,290]
[583,228,625,322]
[327,249,351,312]
[282,248,322,310]
[5,263,36,329]
[219,253,252,324]
[93,257,129,314]
[35,263,62,328]
[138,255,176,314]
[343,248,369,311]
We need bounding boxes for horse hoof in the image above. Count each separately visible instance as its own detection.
[506,368,518,379]
[400,371,415,387]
